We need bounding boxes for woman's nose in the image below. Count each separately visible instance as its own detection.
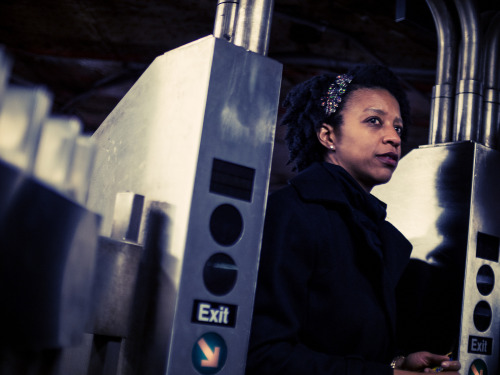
[383,126,401,147]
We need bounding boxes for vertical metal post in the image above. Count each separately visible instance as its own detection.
[453,0,483,142]
[481,13,500,149]
[233,0,275,55]
[426,0,458,144]
[213,0,239,43]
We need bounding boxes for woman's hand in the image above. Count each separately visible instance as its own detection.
[397,351,461,373]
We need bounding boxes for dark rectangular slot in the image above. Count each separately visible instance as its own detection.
[210,158,255,202]
[476,232,499,262]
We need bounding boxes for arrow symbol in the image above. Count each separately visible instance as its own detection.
[471,364,483,375]
[198,338,220,368]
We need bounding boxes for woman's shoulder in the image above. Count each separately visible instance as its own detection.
[265,179,346,231]
[265,184,306,220]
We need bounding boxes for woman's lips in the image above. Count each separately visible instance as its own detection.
[376,152,398,167]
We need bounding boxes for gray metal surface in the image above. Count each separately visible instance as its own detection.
[88,238,143,337]
[373,142,500,375]
[87,35,282,374]
[459,145,500,374]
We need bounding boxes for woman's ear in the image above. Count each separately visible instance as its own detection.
[317,123,336,151]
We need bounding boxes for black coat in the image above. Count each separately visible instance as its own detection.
[246,162,412,375]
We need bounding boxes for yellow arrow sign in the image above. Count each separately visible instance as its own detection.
[198,337,220,368]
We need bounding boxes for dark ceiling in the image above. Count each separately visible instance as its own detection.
[0,0,498,189]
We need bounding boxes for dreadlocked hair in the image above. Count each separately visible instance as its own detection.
[282,74,336,172]
[282,64,411,172]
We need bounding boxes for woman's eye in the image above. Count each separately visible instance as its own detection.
[394,126,403,135]
[367,117,381,125]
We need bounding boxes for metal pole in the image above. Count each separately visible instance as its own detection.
[453,0,483,142]
[213,0,239,43]
[233,0,275,56]
[481,12,500,149]
[426,0,458,144]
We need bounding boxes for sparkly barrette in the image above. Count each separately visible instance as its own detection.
[321,74,354,116]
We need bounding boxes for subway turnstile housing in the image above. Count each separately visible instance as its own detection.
[373,141,500,375]
[87,35,282,374]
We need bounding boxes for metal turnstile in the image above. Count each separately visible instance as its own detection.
[86,35,282,374]
[373,141,500,375]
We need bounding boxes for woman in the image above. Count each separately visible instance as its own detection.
[246,65,461,375]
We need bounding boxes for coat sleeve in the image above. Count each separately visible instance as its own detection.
[245,189,394,375]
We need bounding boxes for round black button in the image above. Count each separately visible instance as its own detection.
[203,253,238,296]
[477,265,495,296]
[209,204,243,246]
[473,301,492,332]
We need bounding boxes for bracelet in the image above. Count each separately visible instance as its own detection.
[390,355,406,369]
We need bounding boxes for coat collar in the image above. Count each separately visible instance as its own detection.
[289,162,351,205]
[289,162,411,263]
[289,162,388,268]
[289,162,387,223]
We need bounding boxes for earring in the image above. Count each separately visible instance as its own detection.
[330,145,335,151]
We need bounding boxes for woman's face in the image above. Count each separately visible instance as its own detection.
[322,88,403,192]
